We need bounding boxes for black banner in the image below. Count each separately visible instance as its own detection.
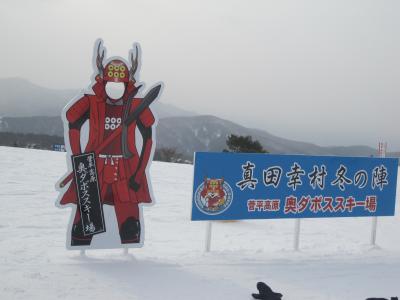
[72,152,106,236]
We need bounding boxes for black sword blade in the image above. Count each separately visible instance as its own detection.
[124,84,162,126]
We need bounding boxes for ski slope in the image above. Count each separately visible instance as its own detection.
[0,146,399,299]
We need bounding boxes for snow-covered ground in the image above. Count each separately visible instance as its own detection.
[0,146,399,300]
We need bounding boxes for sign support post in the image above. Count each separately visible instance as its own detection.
[370,142,387,246]
[205,221,213,252]
[294,219,301,251]
[370,217,378,246]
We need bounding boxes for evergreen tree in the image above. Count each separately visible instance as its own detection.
[224,134,268,153]
[154,147,184,163]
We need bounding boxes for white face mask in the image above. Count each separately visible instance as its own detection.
[105,82,125,100]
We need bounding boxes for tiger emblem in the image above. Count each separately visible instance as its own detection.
[194,177,233,215]
[200,178,227,211]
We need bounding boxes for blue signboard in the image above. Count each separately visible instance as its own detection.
[53,144,66,152]
[191,152,398,221]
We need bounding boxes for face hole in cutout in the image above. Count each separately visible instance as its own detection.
[105,82,125,100]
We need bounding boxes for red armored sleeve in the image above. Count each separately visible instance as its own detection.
[66,96,90,123]
[133,120,153,183]
[66,96,90,154]
[128,100,156,191]
[139,107,155,128]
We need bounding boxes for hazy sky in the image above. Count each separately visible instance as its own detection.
[1,0,399,150]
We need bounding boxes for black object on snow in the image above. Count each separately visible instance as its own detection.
[252,282,283,300]
[366,297,398,300]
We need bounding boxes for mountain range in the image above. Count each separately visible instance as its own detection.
[0,77,194,119]
[0,77,395,160]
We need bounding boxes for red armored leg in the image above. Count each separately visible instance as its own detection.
[70,209,93,246]
[113,197,141,244]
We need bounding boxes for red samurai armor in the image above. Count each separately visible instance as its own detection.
[57,40,160,248]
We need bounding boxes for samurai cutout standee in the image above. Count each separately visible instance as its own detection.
[56,39,162,249]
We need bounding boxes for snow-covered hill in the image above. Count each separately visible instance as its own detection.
[0,146,399,299]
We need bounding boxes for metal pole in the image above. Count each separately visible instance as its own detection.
[370,216,378,246]
[294,219,301,251]
[123,247,129,255]
[80,249,86,257]
[205,221,213,252]
[370,141,386,246]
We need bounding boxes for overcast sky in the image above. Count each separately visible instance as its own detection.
[0,0,399,150]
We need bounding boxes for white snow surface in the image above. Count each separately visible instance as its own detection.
[0,146,399,300]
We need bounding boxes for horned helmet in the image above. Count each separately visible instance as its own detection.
[95,41,139,84]
[103,60,129,83]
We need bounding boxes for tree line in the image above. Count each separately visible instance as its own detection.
[0,131,268,161]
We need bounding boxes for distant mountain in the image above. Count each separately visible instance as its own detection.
[157,115,378,158]
[0,77,393,160]
[0,77,195,119]
[0,78,76,117]
[0,116,63,136]
[0,115,381,160]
